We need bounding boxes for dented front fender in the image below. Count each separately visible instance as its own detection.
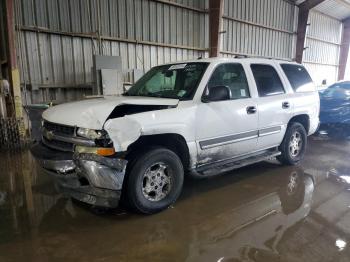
[104,117,142,152]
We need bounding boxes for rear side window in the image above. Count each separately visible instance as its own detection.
[251,64,285,97]
[281,64,314,92]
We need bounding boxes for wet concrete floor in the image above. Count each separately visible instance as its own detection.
[1,136,350,261]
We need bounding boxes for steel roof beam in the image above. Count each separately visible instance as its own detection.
[298,0,327,10]
[295,0,326,63]
[209,0,224,57]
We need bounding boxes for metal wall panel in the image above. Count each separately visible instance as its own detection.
[14,0,344,104]
[14,0,209,104]
[303,63,338,87]
[303,11,342,86]
[221,0,296,60]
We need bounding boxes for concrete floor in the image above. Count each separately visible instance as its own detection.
[1,136,350,262]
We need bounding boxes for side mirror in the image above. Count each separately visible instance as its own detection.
[322,79,327,85]
[203,86,231,102]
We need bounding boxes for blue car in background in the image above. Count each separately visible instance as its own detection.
[319,81,350,137]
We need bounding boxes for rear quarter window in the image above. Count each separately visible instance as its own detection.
[250,64,285,97]
[281,64,315,92]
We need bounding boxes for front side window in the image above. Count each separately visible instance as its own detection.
[125,63,209,100]
[281,64,314,92]
[207,63,250,99]
[251,64,285,97]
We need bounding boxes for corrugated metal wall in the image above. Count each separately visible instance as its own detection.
[13,0,345,104]
[14,0,209,104]
[303,11,342,86]
[220,0,297,60]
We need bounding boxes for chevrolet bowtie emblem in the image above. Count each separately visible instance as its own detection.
[45,130,54,140]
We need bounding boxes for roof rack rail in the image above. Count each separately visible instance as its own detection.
[228,53,293,62]
[234,55,249,59]
[249,55,293,62]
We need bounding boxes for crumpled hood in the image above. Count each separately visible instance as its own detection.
[42,96,179,130]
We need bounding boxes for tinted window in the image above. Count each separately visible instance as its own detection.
[208,63,250,99]
[281,64,314,92]
[251,64,285,97]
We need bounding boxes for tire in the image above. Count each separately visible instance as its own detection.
[125,147,184,214]
[277,122,307,165]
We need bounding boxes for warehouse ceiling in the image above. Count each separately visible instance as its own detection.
[296,0,350,20]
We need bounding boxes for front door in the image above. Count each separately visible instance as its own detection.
[195,63,258,166]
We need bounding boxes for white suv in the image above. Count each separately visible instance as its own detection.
[31,58,320,214]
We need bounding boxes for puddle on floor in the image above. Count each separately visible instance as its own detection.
[0,138,350,261]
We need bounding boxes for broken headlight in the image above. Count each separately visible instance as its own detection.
[77,128,104,140]
[77,128,113,148]
[75,128,114,155]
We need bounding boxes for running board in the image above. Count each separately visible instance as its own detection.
[194,150,281,177]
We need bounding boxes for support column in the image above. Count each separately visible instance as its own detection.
[338,18,350,81]
[295,0,326,63]
[295,9,309,63]
[5,0,23,120]
[209,0,224,57]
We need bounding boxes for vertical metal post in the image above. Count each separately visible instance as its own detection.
[338,18,350,81]
[295,9,309,64]
[5,0,25,138]
[209,0,224,57]
[5,0,23,119]
[295,0,326,63]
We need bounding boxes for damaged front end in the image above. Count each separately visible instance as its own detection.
[31,122,128,208]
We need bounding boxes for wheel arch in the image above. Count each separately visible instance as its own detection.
[126,133,191,171]
[288,114,310,134]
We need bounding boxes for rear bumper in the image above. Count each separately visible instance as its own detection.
[31,142,127,208]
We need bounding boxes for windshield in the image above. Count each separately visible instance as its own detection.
[125,62,209,100]
[322,82,350,99]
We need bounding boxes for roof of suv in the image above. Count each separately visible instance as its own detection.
[162,57,299,66]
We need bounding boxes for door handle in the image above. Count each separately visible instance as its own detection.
[246,106,257,114]
[282,101,290,109]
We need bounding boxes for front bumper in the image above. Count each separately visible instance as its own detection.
[31,142,127,208]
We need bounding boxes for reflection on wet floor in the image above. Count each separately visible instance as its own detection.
[1,137,350,261]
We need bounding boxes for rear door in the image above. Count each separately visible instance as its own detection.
[249,63,293,150]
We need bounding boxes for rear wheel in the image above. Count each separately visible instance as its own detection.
[126,148,184,214]
[278,122,307,165]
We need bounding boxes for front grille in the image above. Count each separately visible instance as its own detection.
[42,121,75,152]
[43,137,74,152]
[44,121,75,136]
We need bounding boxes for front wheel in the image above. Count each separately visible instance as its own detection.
[125,148,184,214]
[277,122,307,165]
